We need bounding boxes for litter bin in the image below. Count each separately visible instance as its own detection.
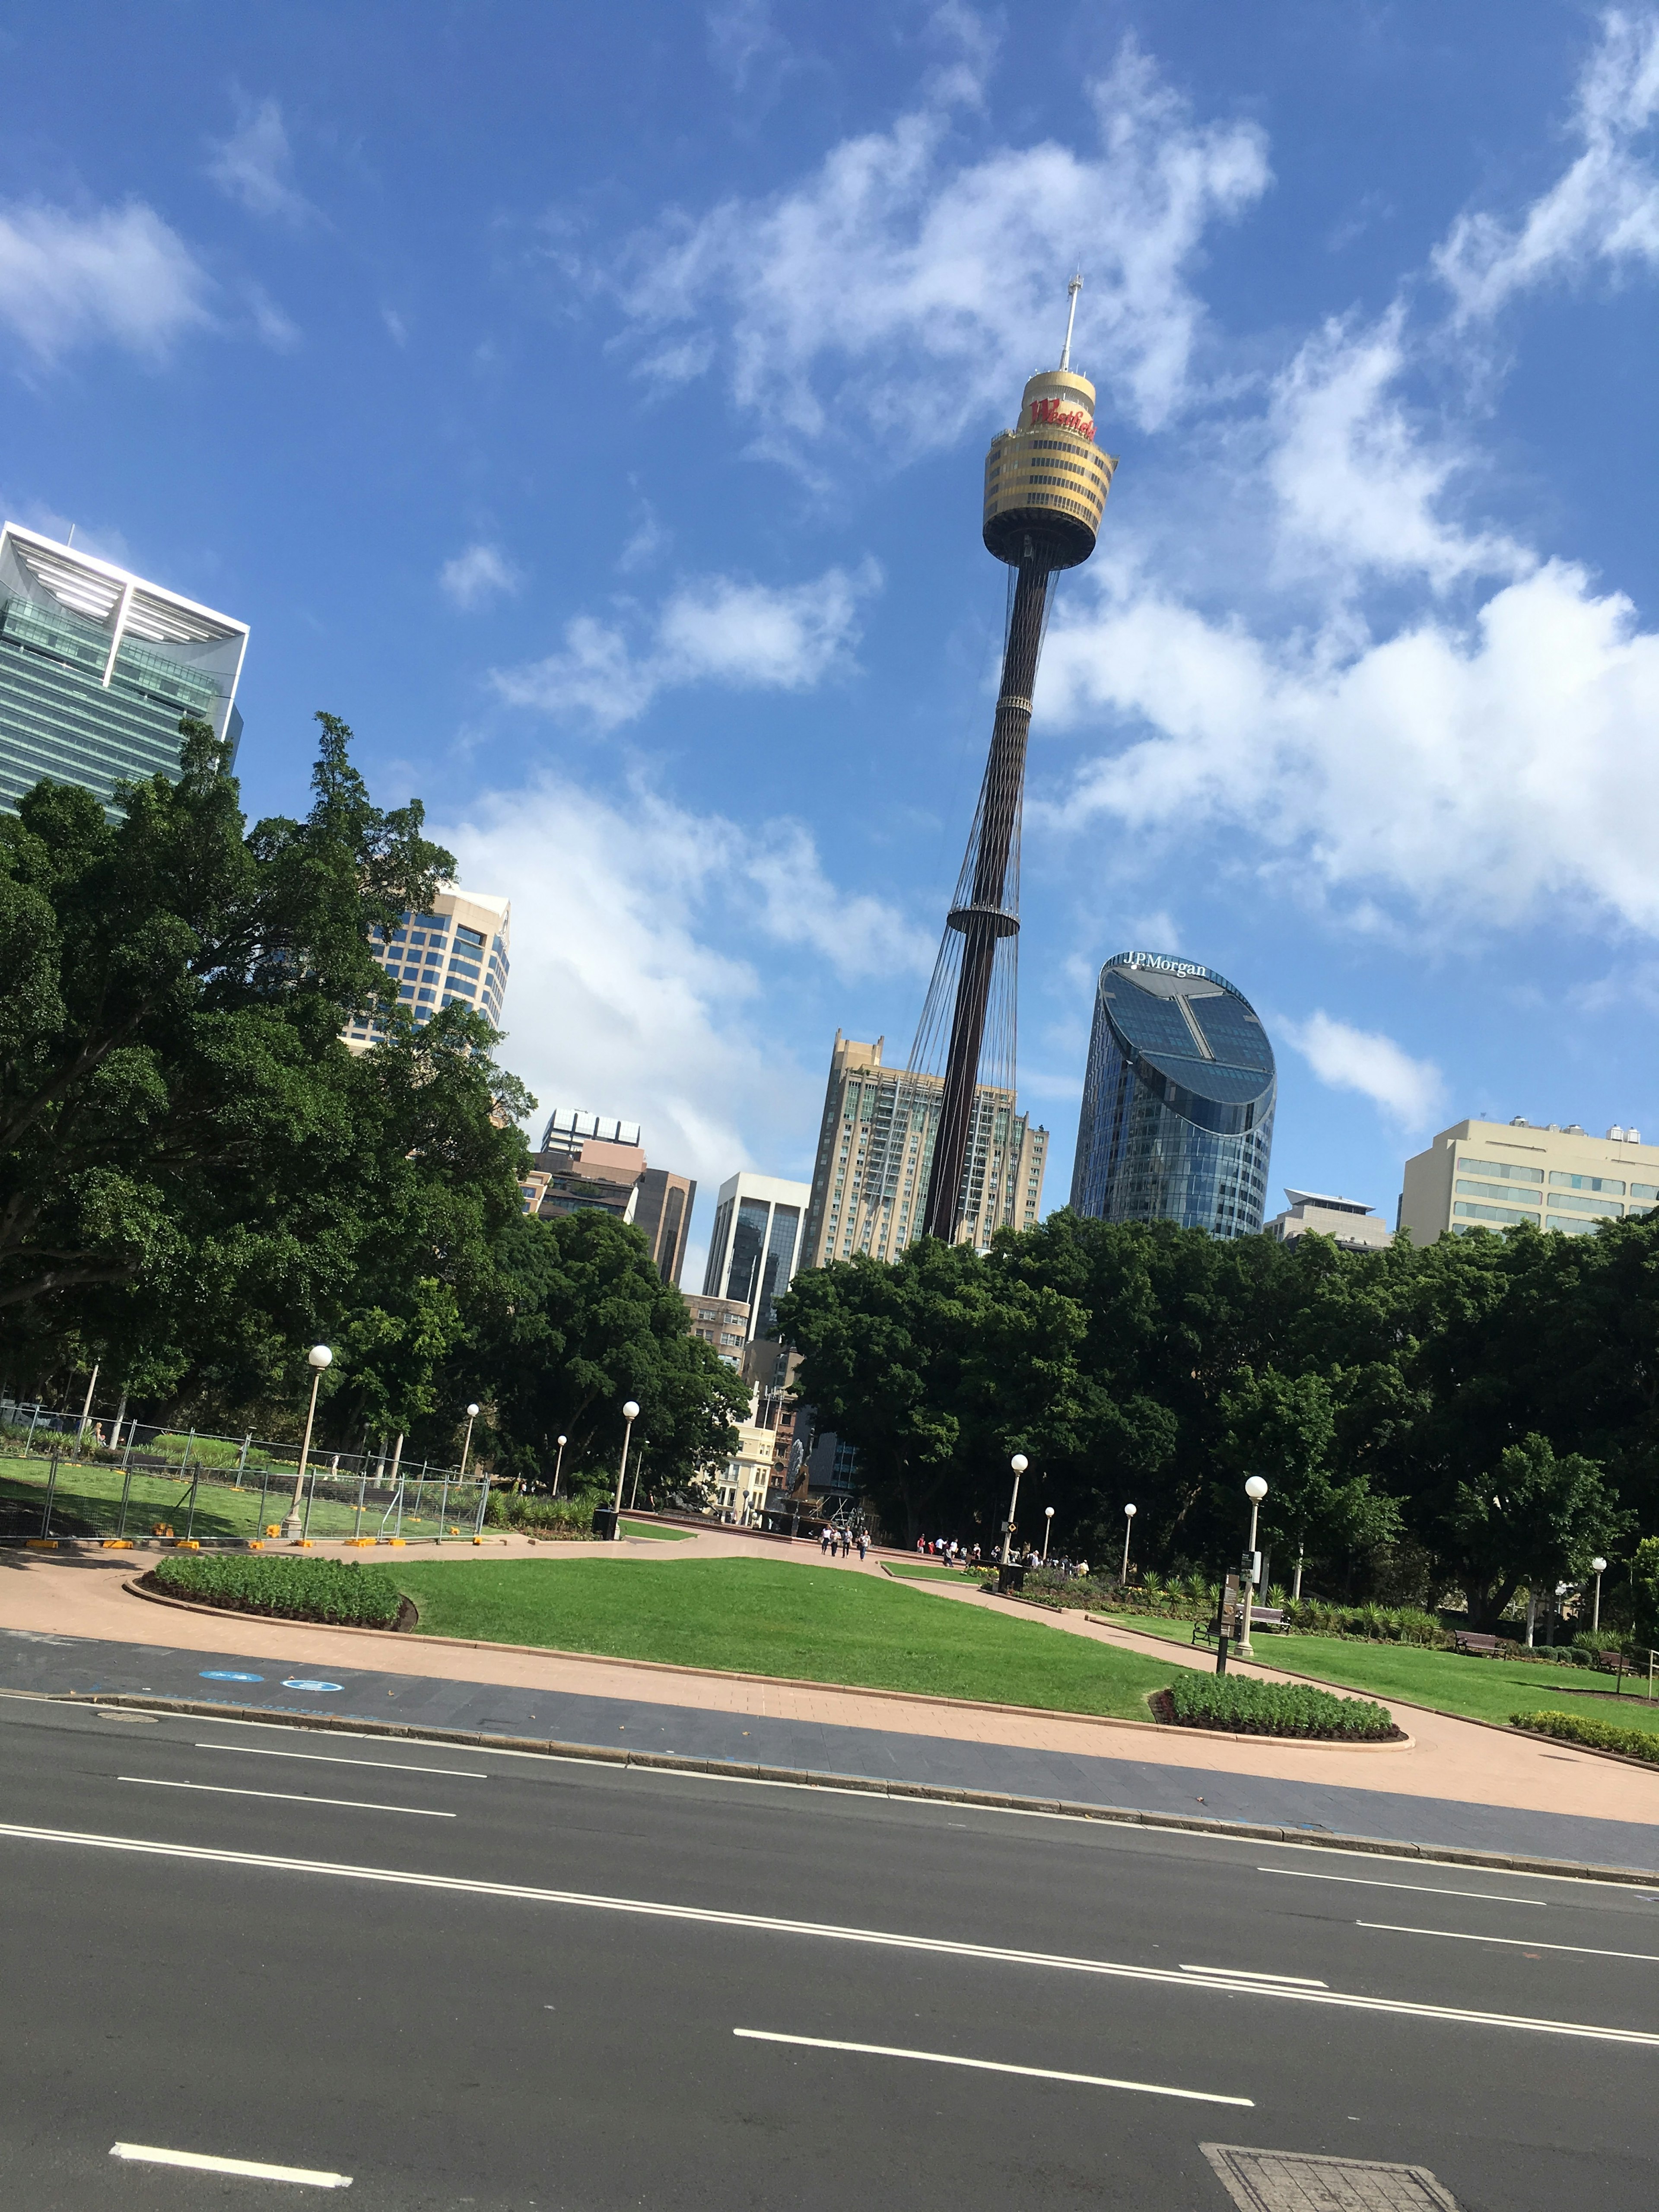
[997,1561,1027,1595]
[591,1505,619,1541]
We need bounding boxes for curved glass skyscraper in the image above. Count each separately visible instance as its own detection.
[1069,952,1275,1237]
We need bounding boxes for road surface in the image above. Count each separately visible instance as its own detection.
[2,1691,1656,2209]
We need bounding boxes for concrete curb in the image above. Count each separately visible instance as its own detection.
[118,1574,1417,1750]
[53,1686,1659,1887]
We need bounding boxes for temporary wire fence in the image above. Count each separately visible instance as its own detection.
[0,1398,487,1547]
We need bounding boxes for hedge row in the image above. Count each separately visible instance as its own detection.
[151,1553,404,1629]
[1509,1709,1659,1764]
[1163,1672,1399,1740]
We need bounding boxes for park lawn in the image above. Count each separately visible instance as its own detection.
[883,1560,986,1583]
[620,1519,692,1541]
[1096,1614,1659,1736]
[389,1556,1175,1719]
[0,1453,463,1544]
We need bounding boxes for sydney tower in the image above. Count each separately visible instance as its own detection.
[914,278,1117,1243]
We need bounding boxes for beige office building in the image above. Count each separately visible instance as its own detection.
[801,1033,1047,1268]
[1264,1189,1393,1252]
[346,887,510,1052]
[1399,1118,1659,1243]
[684,1292,751,1370]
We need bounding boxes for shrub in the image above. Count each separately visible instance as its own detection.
[1281,1599,1448,1646]
[1510,1709,1659,1764]
[484,1491,595,1536]
[152,1554,404,1629]
[1162,1672,1399,1740]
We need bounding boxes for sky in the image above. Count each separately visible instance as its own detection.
[6,1,1659,1285]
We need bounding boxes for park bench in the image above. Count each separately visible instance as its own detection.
[1453,1630,1503,1656]
[1192,1605,1284,1645]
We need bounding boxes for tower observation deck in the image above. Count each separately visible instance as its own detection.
[908,280,1117,1245]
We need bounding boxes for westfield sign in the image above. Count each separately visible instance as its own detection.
[1023,395,1096,439]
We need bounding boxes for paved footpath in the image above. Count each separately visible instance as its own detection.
[2,1535,1656,1870]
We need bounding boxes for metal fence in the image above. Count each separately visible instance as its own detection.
[0,1399,488,1546]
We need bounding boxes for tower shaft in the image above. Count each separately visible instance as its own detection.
[920,555,1052,1242]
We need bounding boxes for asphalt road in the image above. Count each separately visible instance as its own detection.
[3,1694,1658,2210]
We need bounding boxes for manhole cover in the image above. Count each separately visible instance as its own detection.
[1203,2143,1460,2211]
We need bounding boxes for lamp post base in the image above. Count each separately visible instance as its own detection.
[280,1513,303,1540]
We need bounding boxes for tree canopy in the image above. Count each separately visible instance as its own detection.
[0,721,741,1491]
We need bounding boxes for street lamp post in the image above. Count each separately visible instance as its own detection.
[458,1402,481,1484]
[551,1434,568,1498]
[1121,1502,1137,1585]
[1591,1556,1608,1636]
[1042,1504,1055,1563]
[282,1346,333,1540]
[610,1401,640,1537]
[1238,1475,1268,1657]
[1000,1453,1028,1568]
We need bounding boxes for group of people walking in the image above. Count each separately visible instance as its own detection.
[818,1523,868,1561]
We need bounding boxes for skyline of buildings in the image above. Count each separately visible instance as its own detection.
[1069,952,1277,1240]
[0,521,247,820]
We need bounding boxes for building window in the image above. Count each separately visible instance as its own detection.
[1549,1172,1625,1195]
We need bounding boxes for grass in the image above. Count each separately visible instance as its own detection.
[882,1560,985,1583]
[1095,1614,1659,1737]
[387,1556,1175,1719]
[0,1451,480,1544]
[619,1519,692,1541]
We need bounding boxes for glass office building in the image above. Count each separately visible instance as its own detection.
[0,524,247,818]
[1068,952,1275,1237]
[702,1173,812,1340]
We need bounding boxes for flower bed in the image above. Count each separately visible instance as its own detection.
[1509,1709,1659,1765]
[1154,1672,1401,1740]
[148,1554,407,1629]
[483,1492,597,1538]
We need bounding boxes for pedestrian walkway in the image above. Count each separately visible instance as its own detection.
[0,1544,1653,1871]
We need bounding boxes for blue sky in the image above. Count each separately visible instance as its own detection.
[6,2,1659,1278]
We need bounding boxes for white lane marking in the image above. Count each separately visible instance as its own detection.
[196,1744,486,1780]
[2,1821,1655,2047]
[111,2142,350,2187]
[732,2028,1252,2105]
[1359,1920,1659,1965]
[118,1778,453,1819]
[1259,1865,1546,1907]
[1179,1965,1328,1987]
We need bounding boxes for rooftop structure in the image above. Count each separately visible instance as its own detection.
[0,522,248,818]
[1399,1118,1659,1243]
[902,283,1116,1245]
[1265,1189,1392,1252]
[540,1110,642,1158]
[1069,952,1275,1238]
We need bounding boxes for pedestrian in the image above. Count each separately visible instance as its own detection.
[820,1525,831,1555]
[916,1535,925,1554]
[840,1527,851,1558]
[858,1529,868,1561]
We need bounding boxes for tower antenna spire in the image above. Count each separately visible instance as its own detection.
[1058,272,1083,371]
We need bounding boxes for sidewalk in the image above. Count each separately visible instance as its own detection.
[1,1543,1654,1870]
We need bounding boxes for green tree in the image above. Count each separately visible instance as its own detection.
[1447,1433,1631,1628]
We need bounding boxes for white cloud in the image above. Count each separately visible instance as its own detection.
[618,36,1268,458]
[382,308,409,346]
[440,542,522,610]
[1265,309,1527,590]
[207,97,316,225]
[492,559,878,729]
[0,200,213,365]
[1039,552,1659,938]
[1435,9,1659,320]
[435,773,924,1192]
[1280,1010,1443,1125]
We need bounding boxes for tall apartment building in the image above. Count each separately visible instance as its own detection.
[0,522,248,818]
[346,887,511,1051]
[702,1174,812,1338]
[800,1033,1047,1270]
[1400,1118,1659,1243]
[528,1110,696,1278]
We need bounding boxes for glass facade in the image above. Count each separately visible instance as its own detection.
[0,524,246,819]
[1068,952,1275,1237]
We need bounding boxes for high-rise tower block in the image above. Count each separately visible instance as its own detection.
[911,280,1117,1243]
